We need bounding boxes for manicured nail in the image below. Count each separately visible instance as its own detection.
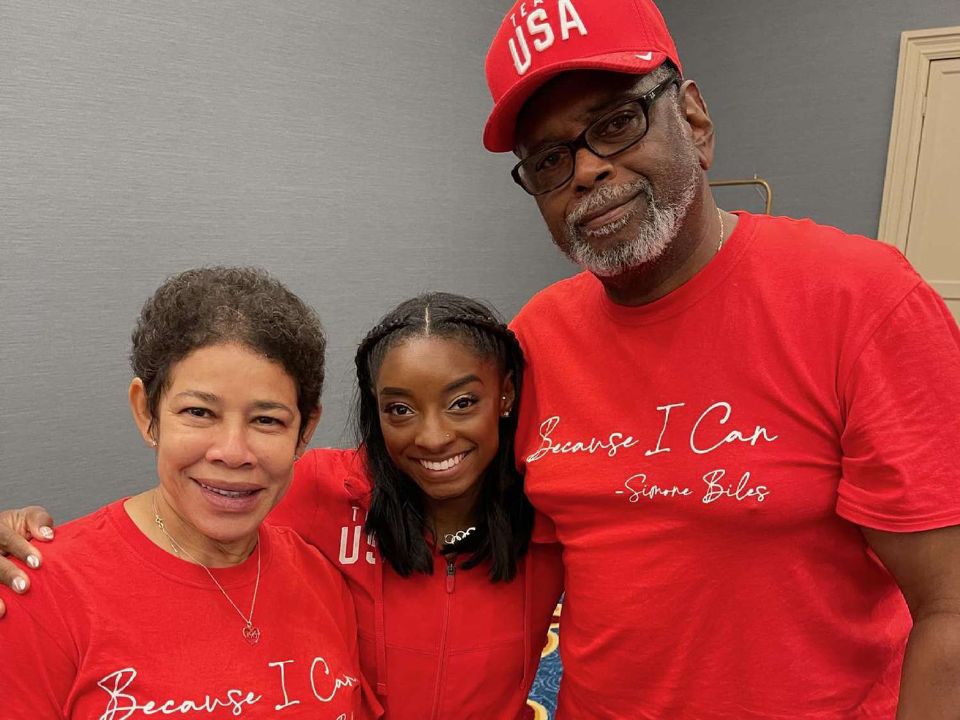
[26,555,40,569]
[12,577,27,593]
[39,526,54,539]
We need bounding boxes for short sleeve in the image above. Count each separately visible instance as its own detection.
[837,281,960,531]
[0,583,77,717]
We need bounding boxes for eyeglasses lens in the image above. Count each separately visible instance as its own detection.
[518,99,650,195]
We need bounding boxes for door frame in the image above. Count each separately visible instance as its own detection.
[878,26,960,250]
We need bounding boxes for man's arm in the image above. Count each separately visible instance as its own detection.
[862,525,960,720]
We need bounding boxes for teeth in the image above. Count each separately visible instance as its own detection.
[419,453,466,472]
[200,482,256,498]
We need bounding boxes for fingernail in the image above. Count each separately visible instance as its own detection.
[26,555,40,569]
[39,526,54,539]
[12,577,27,593]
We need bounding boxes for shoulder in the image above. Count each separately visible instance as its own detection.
[264,524,351,599]
[24,503,119,574]
[298,447,369,492]
[736,213,924,329]
[746,213,919,287]
[0,502,121,629]
[511,272,596,335]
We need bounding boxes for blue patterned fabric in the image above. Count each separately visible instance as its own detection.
[526,602,562,719]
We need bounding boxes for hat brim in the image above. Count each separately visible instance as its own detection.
[482,50,669,153]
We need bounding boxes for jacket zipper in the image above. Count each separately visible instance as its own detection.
[429,557,456,720]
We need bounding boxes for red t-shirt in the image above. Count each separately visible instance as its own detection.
[511,212,960,719]
[271,447,564,720]
[0,500,369,719]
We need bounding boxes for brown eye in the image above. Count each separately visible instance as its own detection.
[450,395,477,411]
[384,403,413,417]
[535,149,566,172]
[595,110,642,138]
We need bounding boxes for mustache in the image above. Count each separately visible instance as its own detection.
[565,178,653,229]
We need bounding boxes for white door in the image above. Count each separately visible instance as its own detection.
[902,57,960,322]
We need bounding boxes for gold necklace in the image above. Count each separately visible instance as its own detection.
[152,491,262,645]
[716,207,725,252]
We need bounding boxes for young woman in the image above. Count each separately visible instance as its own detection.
[0,267,368,719]
[0,291,563,720]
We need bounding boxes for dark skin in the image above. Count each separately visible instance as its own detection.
[514,69,735,306]
[513,68,960,719]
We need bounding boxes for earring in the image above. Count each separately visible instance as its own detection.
[150,439,158,448]
[501,410,511,418]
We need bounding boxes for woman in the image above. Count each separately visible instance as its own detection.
[0,267,368,719]
[1,292,563,720]
[273,292,563,720]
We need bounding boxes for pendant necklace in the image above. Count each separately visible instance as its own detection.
[152,491,262,645]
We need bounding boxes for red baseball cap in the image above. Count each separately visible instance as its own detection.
[483,0,682,152]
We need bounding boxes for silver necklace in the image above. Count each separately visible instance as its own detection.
[152,491,262,645]
[443,526,477,545]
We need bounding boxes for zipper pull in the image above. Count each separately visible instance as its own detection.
[446,559,456,593]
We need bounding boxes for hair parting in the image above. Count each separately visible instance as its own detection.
[354,292,533,582]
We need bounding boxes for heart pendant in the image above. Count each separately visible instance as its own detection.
[242,624,261,645]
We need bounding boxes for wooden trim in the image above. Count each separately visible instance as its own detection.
[878,26,960,250]
[930,280,960,299]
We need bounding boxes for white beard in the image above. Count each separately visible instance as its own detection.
[562,164,700,277]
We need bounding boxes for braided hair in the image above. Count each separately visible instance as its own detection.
[355,292,533,582]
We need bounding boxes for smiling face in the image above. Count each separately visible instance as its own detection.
[131,342,317,560]
[375,336,514,512]
[515,68,709,277]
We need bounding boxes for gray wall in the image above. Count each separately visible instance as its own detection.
[3,1,958,521]
[659,0,960,237]
[0,1,568,520]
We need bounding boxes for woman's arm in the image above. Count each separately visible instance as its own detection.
[0,506,55,616]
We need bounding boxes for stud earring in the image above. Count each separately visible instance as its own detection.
[501,410,511,418]
[150,439,158,448]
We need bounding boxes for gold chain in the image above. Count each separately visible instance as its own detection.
[152,491,262,643]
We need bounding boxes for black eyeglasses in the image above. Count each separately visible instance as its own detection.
[512,73,680,196]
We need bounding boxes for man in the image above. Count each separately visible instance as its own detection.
[484,0,960,718]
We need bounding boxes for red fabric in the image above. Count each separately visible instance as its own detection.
[271,447,564,720]
[0,500,367,720]
[483,0,681,151]
[510,212,960,719]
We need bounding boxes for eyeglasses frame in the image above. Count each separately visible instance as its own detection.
[511,72,682,196]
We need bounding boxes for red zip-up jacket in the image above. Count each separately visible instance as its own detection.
[270,447,564,720]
